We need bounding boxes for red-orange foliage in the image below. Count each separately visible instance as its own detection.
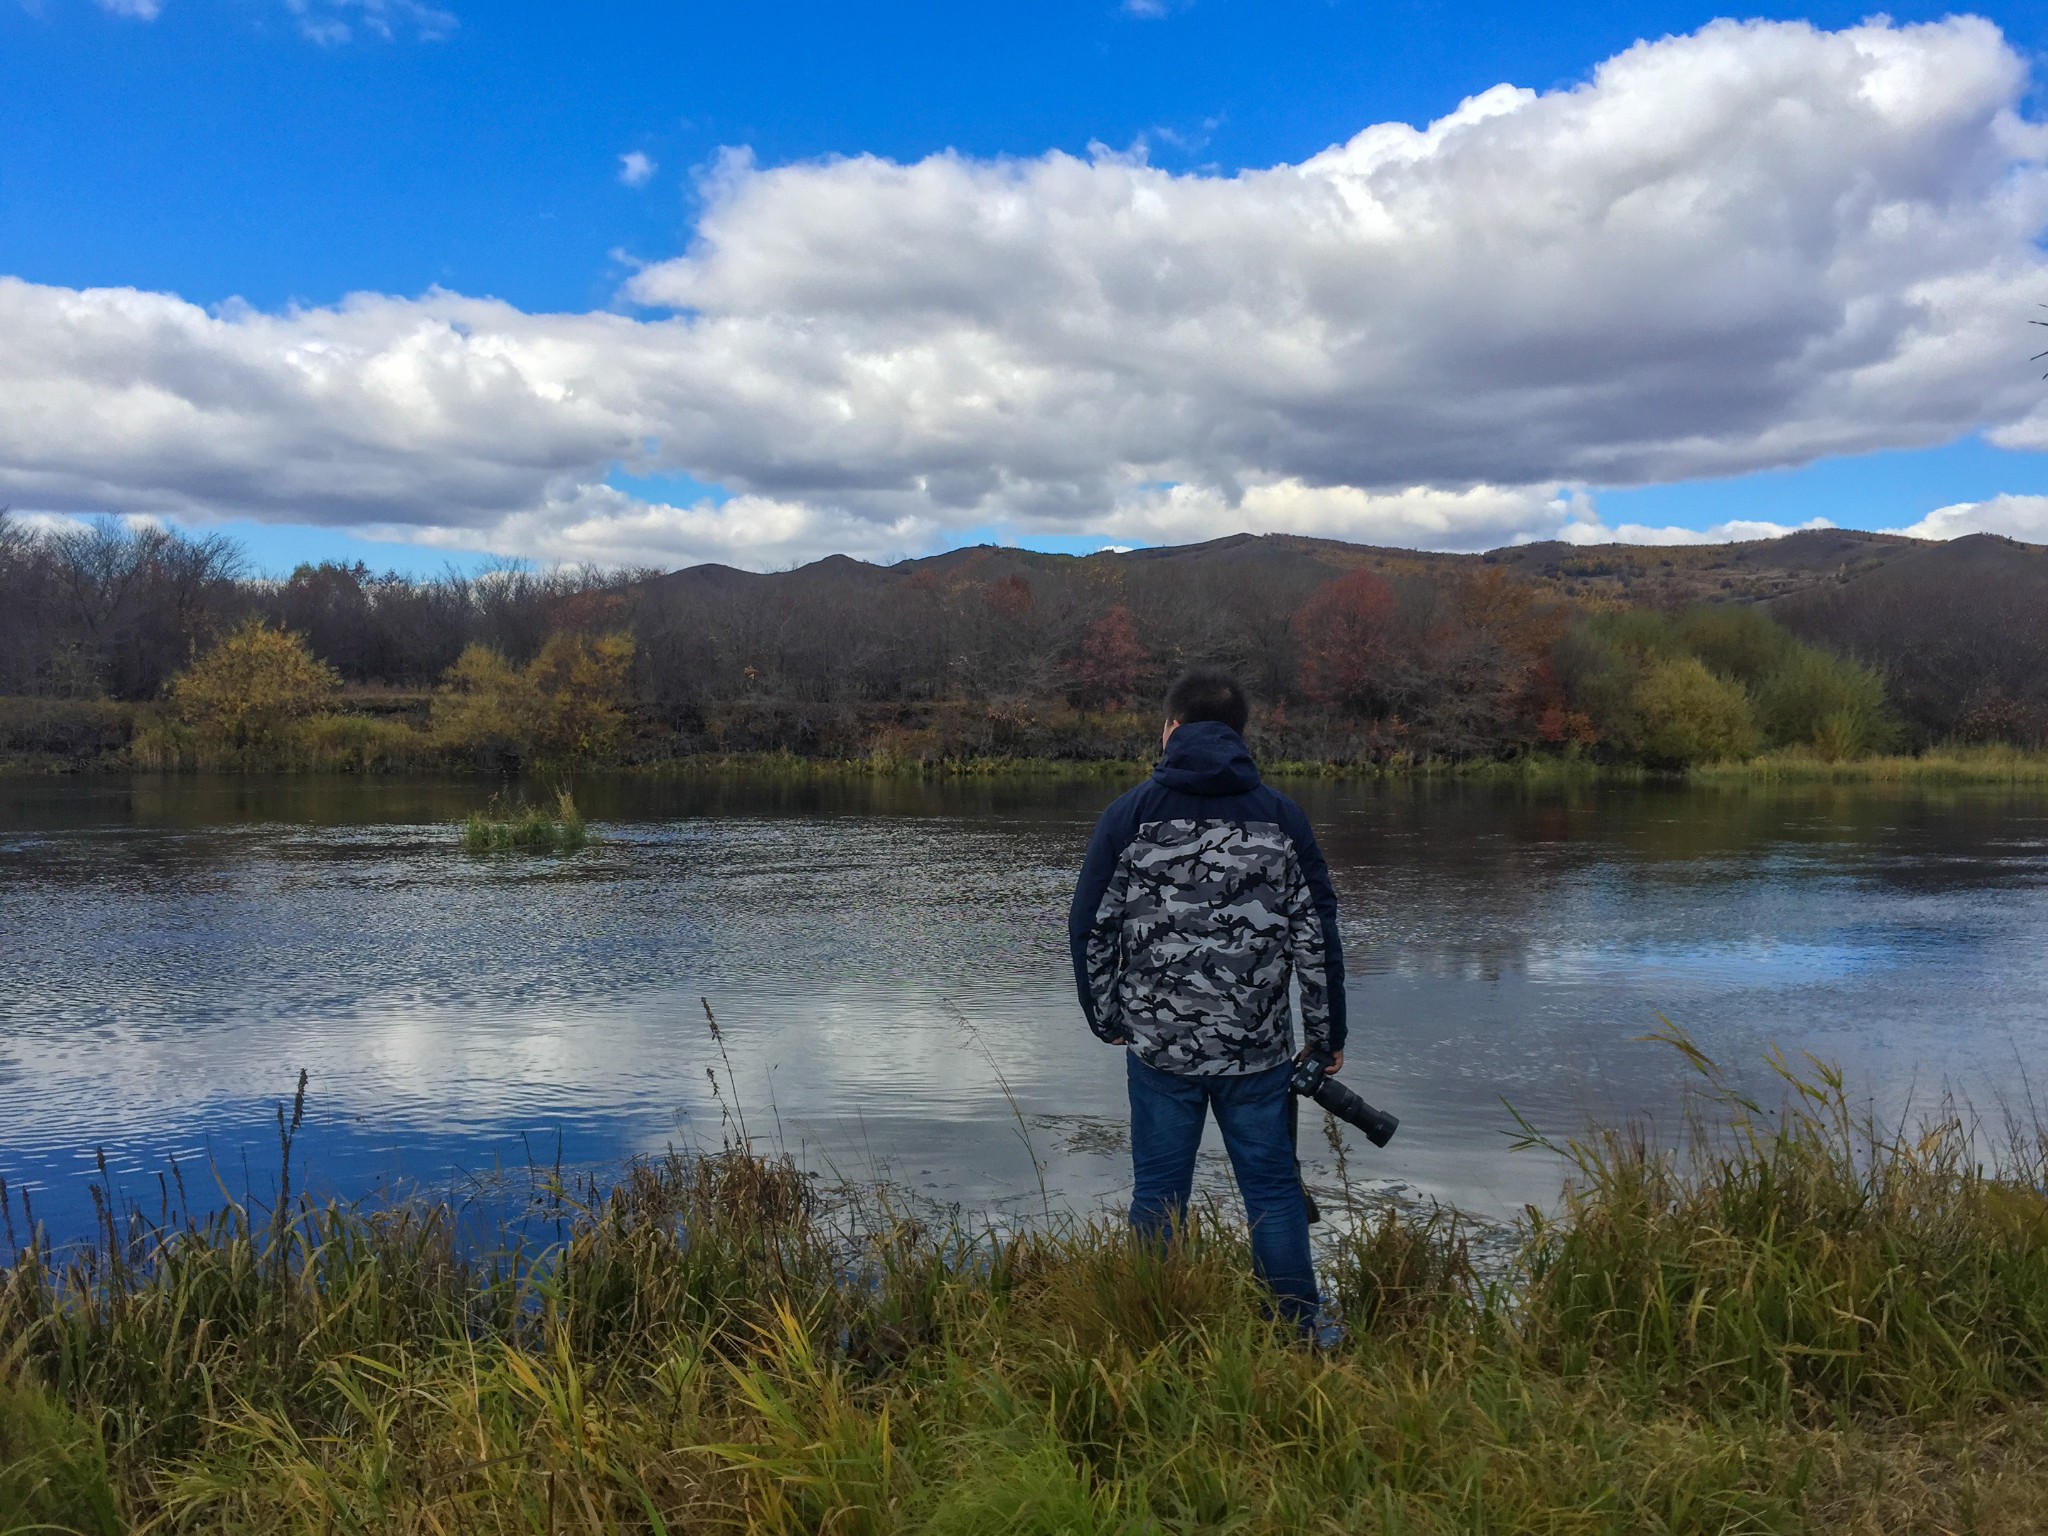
[1297,568,1398,710]
[1529,658,1599,745]
[987,574,1034,622]
[1067,604,1147,711]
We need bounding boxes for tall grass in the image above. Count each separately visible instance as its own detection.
[462,787,588,852]
[635,749,1152,782]
[6,1037,2048,1531]
[130,711,433,773]
[1516,1025,2048,1421]
[1690,743,2048,784]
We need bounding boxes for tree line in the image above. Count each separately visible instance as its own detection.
[1,510,2037,771]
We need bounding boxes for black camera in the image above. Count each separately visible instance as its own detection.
[1289,1053,1399,1148]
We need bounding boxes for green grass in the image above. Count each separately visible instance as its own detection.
[632,744,2048,787]
[1689,744,2048,785]
[7,1033,2048,1532]
[462,787,589,852]
[632,748,1155,781]
[641,748,1625,784]
[1261,751,1627,783]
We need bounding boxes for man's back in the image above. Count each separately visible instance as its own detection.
[1068,719,1347,1075]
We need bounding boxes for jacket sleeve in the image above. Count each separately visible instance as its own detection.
[1280,800,1347,1058]
[1068,798,1135,1043]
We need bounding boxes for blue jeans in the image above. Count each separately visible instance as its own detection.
[1125,1052,1318,1330]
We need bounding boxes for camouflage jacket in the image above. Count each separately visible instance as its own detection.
[1067,722,1347,1076]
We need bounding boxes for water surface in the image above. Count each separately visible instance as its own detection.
[5,773,2047,1240]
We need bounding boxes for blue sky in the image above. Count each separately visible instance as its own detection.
[4,1,2047,574]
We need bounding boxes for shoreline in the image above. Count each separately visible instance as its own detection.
[6,696,2048,785]
[10,744,2048,787]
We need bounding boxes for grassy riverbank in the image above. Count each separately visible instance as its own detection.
[7,1044,2048,1533]
[12,695,2048,788]
[1690,744,2048,785]
[12,690,2048,791]
[626,744,2048,787]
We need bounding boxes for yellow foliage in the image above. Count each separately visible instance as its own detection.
[432,632,635,764]
[167,620,339,752]
[1632,656,1760,767]
[529,630,636,759]
[432,644,530,757]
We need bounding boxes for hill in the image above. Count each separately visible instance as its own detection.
[628,526,2044,754]
[643,525,1949,613]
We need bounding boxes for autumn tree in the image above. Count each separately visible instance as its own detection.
[987,574,1034,622]
[432,645,531,762]
[433,631,637,764]
[1065,605,1147,711]
[528,631,637,759]
[1413,569,1578,755]
[168,619,339,752]
[1295,569,1398,713]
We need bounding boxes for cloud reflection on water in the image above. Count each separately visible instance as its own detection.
[4,775,2048,1240]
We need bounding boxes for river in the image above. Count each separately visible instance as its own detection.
[4,773,2047,1243]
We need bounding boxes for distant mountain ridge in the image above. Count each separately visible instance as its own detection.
[645,526,2033,612]
[633,526,2048,752]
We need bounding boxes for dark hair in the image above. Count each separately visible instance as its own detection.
[1164,668,1250,735]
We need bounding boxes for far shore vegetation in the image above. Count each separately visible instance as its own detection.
[5,511,2048,784]
[9,1031,2048,1531]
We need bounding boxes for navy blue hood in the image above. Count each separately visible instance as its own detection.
[1152,720,1261,796]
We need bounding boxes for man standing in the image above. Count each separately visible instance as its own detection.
[1068,668,1346,1332]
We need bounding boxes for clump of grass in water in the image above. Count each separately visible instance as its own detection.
[9,1036,2048,1531]
[461,786,588,852]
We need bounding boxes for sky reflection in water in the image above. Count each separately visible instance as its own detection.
[4,774,2048,1241]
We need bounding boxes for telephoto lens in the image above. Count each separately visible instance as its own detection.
[1288,1053,1400,1148]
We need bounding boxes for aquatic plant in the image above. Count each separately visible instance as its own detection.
[462,787,589,852]
[6,1037,2048,1530]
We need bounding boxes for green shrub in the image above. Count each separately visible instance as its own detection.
[1561,606,1900,768]
[1587,607,1688,663]
[1754,647,1892,758]
[1631,656,1760,766]
[1552,612,1667,754]
[1671,604,1795,688]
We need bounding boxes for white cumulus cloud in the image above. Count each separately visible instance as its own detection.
[1551,515,1839,548]
[96,0,162,17]
[1893,493,2048,542]
[618,151,658,188]
[2,16,2045,569]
